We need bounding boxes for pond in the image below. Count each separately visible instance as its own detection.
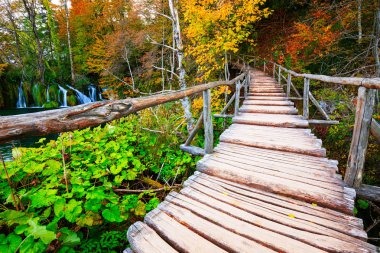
[0,108,58,161]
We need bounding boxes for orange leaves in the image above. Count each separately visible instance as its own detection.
[285,8,340,64]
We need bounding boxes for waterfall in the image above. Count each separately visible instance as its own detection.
[16,84,27,108]
[46,85,50,102]
[67,85,92,104]
[59,86,68,107]
[88,85,97,102]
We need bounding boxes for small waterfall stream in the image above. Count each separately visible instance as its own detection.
[16,84,27,108]
[88,85,97,102]
[59,86,68,107]
[67,85,92,104]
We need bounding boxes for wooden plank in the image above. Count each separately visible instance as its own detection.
[180,184,374,252]
[203,89,213,154]
[345,87,376,187]
[220,131,326,157]
[303,78,310,119]
[208,155,344,192]
[124,248,134,253]
[179,145,205,156]
[243,100,294,106]
[233,114,309,128]
[144,209,227,253]
[157,201,276,253]
[357,184,380,202]
[308,120,339,125]
[214,144,338,173]
[246,96,287,100]
[249,92,286,96]
[192,173,364,233]
[199,156,344,197]
[165,192,326,253]
[239,105,298,115]
[197,156,353,214]
[127,222,178,253]
[371,118,380,142]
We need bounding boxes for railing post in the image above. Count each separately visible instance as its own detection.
[263,62,266,73]
[203,89,213,154]
[286,73,291,98]
[278,66,281,85]
[234,81,241,116]
[244,76,248,99]
[273,63,276,78]
[303,78,310,119]
[345,87,376,188]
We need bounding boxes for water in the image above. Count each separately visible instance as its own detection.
[0,108,57,160]
[88,85,97,102]
[59,85,68,107]
[16,85,27,108]
[46,85,50,102]
[67,85,92,104]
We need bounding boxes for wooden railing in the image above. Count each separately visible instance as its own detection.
[0,71,249,155]
[255,59,380,200]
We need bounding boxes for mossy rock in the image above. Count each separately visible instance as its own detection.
[48,84,60,102]
[32,83,46,107]
[43,101,59,109]
[67,94,77,106]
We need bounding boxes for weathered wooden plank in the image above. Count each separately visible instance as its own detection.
[233,114,309,128]
[193,173,364,233]
[345,87,376,187]
[179,145,205,156]
[203,89,213,154]
[239,105,298,114]
[249,92,286,96]
[197,156,353,214]
[165,192,326,253]
[371,118,380,142]
[303,78,310,119]
[246,96,287,100]
[308,120,339,125]
[220,131,326,157]
[243,100,294,106]
[144,209,227,253]
[180,184,374,252]
[357,184,380,202]
[127,222,178,253]
[157,201,276,253]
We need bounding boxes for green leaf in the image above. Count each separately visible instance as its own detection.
[102,205,123,223]
[357,199,369,209]
[65,199,82,222]
[54,198,66,217]
[27,219,56,244]
[59,228,80,247]
[125,169,137,180]
[110,165,122,175]
[42,160,61,176]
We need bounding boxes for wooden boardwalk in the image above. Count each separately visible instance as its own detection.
[126,70,378,253]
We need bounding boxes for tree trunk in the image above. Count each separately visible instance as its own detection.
[168,0,194,132]
[22,0,45,86]
[358,0,362,43]
[64,0,75,83]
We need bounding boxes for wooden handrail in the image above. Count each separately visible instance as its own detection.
[0,73,246,143]
[256,58,380,89]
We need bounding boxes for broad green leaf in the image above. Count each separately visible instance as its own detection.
[27,219,56,244]
[102,205,123,223]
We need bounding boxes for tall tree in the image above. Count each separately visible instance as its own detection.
[22,0,46,85]
[63,0,75,83]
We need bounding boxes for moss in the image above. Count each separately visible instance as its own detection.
[48,84,60,102]
[32,83,46,107]
[67,94,77,106]
[43,101,59,109]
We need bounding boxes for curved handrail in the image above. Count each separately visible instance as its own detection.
[0,73,247,143]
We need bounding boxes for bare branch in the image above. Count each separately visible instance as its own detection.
[152,65,179,78]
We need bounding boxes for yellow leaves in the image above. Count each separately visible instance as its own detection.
[182,0,271,81]
[288,214,296,219]
[0,63,8,76]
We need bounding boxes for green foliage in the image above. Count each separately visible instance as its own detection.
[0,104,197,252]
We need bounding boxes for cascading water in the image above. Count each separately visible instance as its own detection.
[88,85,97,102]
[16,84,27,108]
[59,86,68,107]
[46,85,50,102]
[67,85,92,104]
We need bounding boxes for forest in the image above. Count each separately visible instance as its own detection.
[0,0,380,252]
